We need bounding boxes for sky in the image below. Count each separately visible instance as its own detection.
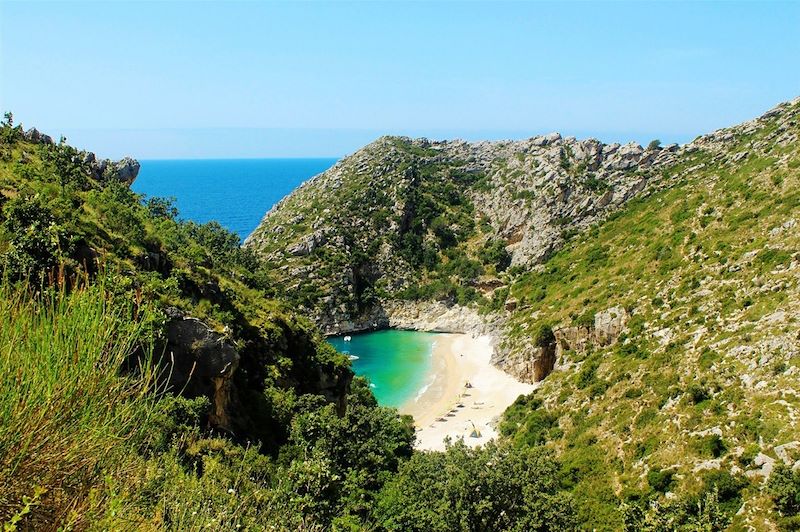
[1,1,799,159]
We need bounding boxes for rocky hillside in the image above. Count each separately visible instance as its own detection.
[248,97,800,529]
[245,125,683,334]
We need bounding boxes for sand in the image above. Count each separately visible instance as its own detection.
[400,333,536,452]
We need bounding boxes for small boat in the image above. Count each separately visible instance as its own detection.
[344,335,352,342]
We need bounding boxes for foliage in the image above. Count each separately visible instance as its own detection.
[769,464,800,518]
[0,278,159,528]
[479,238,511,272]
[532,322,555,348]
[375,441,576,531]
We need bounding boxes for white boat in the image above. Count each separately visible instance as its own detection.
[344,335,352,342]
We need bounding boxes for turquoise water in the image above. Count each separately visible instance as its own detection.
[131,158,337,240]
[328,330,437,408]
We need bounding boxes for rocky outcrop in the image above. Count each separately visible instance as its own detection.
[245,124,681,334]
[23,127,53,145]
[554,306,630,358]
[160,308,240,430]
[82,151,141,185]
[494,306,629,383]
[22,126,140,184]
[493,344,557,383]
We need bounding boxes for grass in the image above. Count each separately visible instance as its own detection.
[0,274,158,528]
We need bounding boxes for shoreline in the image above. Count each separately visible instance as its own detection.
[399,333,535,452]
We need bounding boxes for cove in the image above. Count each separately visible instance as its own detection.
[328,330,437,408]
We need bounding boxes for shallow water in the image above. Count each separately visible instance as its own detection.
[328,330,437,408]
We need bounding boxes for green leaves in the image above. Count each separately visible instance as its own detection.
[375,441,576,531]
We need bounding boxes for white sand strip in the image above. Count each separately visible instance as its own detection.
[399,333,536,452]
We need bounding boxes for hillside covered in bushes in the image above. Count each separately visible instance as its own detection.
[247,98,800,530]
[0,116,576,529]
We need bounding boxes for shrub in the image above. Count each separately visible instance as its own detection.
[574,310,595,328]
[647,468,675,493]
[576,357,601,389]
[478,238,511,272]
[375,441,576,531]
[687,383,711,404]
[693,435,727,458]
[769,464,800,517]
[0,194,67,280]
[533,322,555,348]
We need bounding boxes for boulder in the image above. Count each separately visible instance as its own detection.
[594,306,629,345]
[160,308,240,430]
[112,156,141,185]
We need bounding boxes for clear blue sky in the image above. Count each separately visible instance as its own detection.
[1,1,799,159]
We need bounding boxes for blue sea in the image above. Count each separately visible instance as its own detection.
[132,158,337,241]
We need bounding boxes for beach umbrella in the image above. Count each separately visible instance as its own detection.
[469,421,481,438]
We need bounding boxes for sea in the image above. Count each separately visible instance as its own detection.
[132,158,434,408]
[132,158,338,241]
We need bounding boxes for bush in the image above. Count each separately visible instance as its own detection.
[769,464,800,517]
[693,435,727,458]
[0,194,67,280]
[687,383,711,404]
[574,310,595,328]
[647,139,662,151]
[532,322,555,348]
[576,357,601,389]
[647,468,675,493]
[478,239,511,272]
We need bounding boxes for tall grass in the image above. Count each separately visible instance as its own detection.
[0,278,158,529]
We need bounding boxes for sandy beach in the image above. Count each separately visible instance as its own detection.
[400,333,535,452]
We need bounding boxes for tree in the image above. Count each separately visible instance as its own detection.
[280,378,415,524]
[376,441,576,531]
[647,139,662,151]
[479,239,511,272]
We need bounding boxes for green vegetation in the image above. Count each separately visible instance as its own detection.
[0,122,578,530]
[498,99,800,529]
[4,97,800,529]
[376,441,576,531]
[0,279,158,528]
